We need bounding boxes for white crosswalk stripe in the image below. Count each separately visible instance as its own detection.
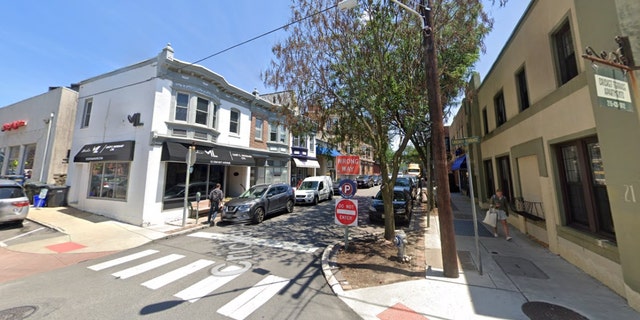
[217,275,289,320]
[88,249,158,271]
[141,259,215,290]
[87,249,292,318]
[112,254,184,279]
[174,264,244,303]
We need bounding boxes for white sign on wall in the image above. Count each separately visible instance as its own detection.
[595,74,633,112]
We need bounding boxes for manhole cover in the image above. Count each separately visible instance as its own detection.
[0,306,37,320]
[522,301,588,320]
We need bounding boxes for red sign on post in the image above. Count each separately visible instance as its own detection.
[336,155,360,175]
[335,199,358,227]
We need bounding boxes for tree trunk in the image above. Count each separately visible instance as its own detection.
[423,0,458,278]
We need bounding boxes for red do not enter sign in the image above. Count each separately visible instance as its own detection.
[335,199,358,227]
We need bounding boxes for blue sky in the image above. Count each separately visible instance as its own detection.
[0,0,530,108]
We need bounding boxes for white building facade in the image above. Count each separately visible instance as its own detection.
[67,45,290,226]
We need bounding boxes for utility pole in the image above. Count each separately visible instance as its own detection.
[422,0,459,278]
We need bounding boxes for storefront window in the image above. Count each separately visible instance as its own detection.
[89,162,130,200]
[163,162,224,210]
[6,146,20,175]
[23,144,36,179]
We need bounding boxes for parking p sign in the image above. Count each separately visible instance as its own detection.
[335,199,358,227]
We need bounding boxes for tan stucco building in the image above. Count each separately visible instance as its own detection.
[457,0,640,312]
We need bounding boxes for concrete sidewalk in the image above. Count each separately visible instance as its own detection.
[327,193,640,319]
[0,206,209,283]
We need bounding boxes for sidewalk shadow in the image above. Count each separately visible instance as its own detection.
[55,207,111,224]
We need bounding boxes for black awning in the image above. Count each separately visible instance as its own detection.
[162,142,254,166]
[74,140,135,163]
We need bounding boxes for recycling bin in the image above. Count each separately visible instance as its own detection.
[33,195,47,208]
[24,182,48,204]
[46,185,70,207]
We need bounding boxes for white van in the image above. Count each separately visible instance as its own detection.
[295,176,333,205]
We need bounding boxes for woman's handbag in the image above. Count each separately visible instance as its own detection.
[482,208,497,228]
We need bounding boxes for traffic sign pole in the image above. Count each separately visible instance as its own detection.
[335,199,358,250]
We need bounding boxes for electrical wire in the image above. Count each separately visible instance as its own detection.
[78,3,340,99]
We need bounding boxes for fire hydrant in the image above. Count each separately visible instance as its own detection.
[393,230,410,262]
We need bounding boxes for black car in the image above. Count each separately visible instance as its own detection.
[371,174,383,186]
[368,186,413,224]
[394,176,417,200]
[222,183,294,224]
[356,175,374,188]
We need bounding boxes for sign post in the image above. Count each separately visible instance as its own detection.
[335,199,358,250]
[452,136,483,275]
[182,146,196,227]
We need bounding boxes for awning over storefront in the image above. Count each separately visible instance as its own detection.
[316,146,341,157]
[74,140,135,162]
[292,157,320,168]
[161,142,255,166]
[451,156,467,170]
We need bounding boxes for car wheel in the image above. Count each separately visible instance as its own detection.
[285,200,294,213]
[253,207,265,224]
[313,196,319,205]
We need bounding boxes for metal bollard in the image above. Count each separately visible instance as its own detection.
[393,230,410,262]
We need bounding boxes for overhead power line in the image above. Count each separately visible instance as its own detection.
[79,3,340,99]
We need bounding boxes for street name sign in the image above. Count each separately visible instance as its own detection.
[451,136,480,146]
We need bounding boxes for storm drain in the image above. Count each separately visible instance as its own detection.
[522,301,589,320]
[493,255,549,279]
[0,306,37,320]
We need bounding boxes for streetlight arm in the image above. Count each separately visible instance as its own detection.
[389,0,429,31]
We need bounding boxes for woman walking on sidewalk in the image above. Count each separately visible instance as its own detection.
[490,188,512,241]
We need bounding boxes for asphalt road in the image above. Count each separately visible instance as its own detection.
[0,218,59,247]
[0,186,382,320]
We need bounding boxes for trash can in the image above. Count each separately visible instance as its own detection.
[33,195,47,208]
[46,185,70,207]
[24,182,48,204]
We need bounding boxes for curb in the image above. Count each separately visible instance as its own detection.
[26,217,66,234]
[321,242,345,296]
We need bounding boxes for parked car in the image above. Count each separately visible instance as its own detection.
[368,186,413,224]
[394,176,417,200]
[222,183,294,224]
[295,176,333,205]
[0,179,30,225]
[356,175,374,188]
[371,174,383,186]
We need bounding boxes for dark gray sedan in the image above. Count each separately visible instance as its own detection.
[222,183,294,224]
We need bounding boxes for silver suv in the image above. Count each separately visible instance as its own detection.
[0,179,30,225]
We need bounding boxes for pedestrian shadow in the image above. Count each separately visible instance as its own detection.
[140,300,185,315]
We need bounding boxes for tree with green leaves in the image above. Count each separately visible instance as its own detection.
[264,0,493,242]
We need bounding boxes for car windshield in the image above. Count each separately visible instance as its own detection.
[0,186,24,199]
[298,181,318,190]
[239,185,268,198]
[357,175,368,180]
[395,178,410,187]
[374,190,406,202]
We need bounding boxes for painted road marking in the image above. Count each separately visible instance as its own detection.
[217,275,289,320]
[141,259,215,290]
[88,249,159,271]
[112,254,184,279]
[188,232,319,253]
[174,264,244,303]
[0,227,45,247]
